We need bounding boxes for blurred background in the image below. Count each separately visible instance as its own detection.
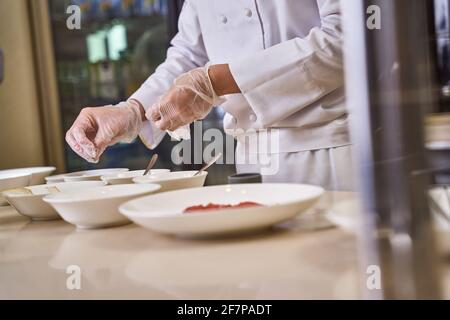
[0,0,235,185]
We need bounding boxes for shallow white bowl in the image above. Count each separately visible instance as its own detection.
[0,171,32,206]
[0,167,56,185]
[45,174,67,184]
[1,167,55,206]
[132,171,207,193]
[43,184,161,229]
[101,169,170,185]
[63,168,129,182]
[119,183,324,237]
[3,181,106,221]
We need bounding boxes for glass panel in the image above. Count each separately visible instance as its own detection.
[49,0,168,170]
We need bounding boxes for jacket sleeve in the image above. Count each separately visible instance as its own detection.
[129,0,208,148]
[228,0,344,126]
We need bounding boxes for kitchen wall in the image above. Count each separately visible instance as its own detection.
[0,0,45,169]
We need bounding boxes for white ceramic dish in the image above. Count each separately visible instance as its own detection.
[43,184,161,229]
[120,183,324,237]
[2,181,106,221]
[63,168,129,182]
[132,170,207,193]
[45,174,67,184]
[0,167,56,185]
[0,167,55,206]
[0,172,32,206]
[101,169,170,185]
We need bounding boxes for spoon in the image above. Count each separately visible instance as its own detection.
[143,154,159,176]
[194,153,222,176]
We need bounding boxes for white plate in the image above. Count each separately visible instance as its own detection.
[132,170,207,192]
[101,169,170,185]
[2,181,105,221]
[43,184,161,229]
[120,183,324,237]
[63,168,129,182]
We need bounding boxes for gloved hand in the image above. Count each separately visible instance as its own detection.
[66,100,143,163]
[149,65,224,131]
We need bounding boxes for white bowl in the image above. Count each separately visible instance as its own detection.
[43,184,161,229]
[0,171,32,206]
[2,181,106,221]
[101,169,170,185]
[63,168,129,182]
[45,174,67,184]
[0,167,56,185]
[119,183,324,237]
[132,171,207,193]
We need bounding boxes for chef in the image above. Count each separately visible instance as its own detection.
[66,0,353,191]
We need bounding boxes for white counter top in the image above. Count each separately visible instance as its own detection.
[0,191,448,299]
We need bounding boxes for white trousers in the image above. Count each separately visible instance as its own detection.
[235,143,355,191]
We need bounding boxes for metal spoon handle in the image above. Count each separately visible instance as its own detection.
[194,153,222,176]
[144,154,159,176]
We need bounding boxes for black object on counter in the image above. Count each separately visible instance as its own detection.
[228,173,262,185]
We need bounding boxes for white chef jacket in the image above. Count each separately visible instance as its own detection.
[130,0,354,190]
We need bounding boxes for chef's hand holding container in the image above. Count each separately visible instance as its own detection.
[149,64,225,132]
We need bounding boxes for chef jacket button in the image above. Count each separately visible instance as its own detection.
[244,8,253,18]
[249,113,257,122]
[220,15,228,24]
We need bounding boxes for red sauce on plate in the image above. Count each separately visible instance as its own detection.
[183,201,263,214]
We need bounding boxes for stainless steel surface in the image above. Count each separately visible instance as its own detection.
[143,154,158,176]
[193,153,222,176]
[342,0,441,299]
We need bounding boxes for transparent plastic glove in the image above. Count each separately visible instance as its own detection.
[66,100,143,163]
[149,65,224,132]
[168,125,191,141]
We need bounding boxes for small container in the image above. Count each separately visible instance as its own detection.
[228,173,262,185]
